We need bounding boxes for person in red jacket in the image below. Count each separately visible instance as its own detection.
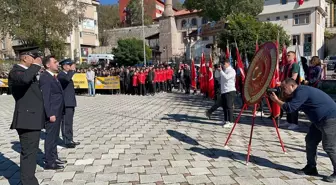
[166,66,174,92]
[138,70,146,96]
[156,68,162,92]
[132,71,138,95]
[162,68,168,92]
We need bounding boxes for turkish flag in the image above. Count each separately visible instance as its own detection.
[298,0,304,5]
[191,58,197,89]
[207,57,215,99]
[200,53,207,94]
[270,39,281,118]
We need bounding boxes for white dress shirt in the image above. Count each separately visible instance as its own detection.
[219,66,236,94]
[86,70,95,81]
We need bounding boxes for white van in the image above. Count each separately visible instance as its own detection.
[87,54,114,65]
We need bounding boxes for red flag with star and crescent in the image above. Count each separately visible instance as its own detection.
[207,56,215,99]
[270,33,281,118]
[191,58,197,89]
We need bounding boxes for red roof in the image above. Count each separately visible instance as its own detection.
[174,9,200,16]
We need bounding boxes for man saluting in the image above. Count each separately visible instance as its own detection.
[39,55,66,169]
[58,58,80,148]
[8,47,45,185]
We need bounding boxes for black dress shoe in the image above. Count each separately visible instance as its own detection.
[71,141,80,145]
[65,143,76,148]
[44,163,64,170]
[56,158,67,164]
[295,165,318,176]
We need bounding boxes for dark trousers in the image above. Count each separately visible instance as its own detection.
[208,92,222,114]
[61,107,75,144]
[133,86,138,95]
[221,91,236,122]
[160,82,164,92]
[306,118,336,172]
[148,82,155,94]
[167,80,172,92]
[17,129,40,185]
[45,119,61,165]
[120,81,124,94]
[139,84,146,95]
[287,111,299,124]
[184,78,191,94]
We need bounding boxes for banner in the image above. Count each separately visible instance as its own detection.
[0,73,120,90]
[95,76,120,90]
[73,73,89,89]
[0,79,8,87]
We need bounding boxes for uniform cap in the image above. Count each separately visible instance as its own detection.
[59,58,73,66]
[17,46,41,58]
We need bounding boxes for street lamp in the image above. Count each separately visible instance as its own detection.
[141,0,146,66]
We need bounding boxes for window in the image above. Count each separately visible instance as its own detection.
[80,32,82,38]
[293,12,310,25]
[202,18,208,24]
[266,17,270,21]
[1,39,5,49]
[181,32,186,43]
[94,20,97,25]
[191,18,197,26]
[304,34,312,43]
[317,13,320,25]
[276,16,280,20]
[181,19,187,28]
[292,35,300,45]
[304,34,312,56]
[284,15,288,19]
[202,36,209,41]
[281,0,287,5]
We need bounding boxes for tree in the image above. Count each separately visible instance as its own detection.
[0,0,86,58]
[126,0,154,26]
[183,0,264,21]
[218,14,290,60]
[173,0,184,10]
[112,38,151,66]
[98,5,120,46]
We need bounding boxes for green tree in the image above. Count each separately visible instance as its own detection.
[218,14,290,59]
[112,38,151,66]
[98,5,120,46]
[173,0,184,10]
[183,0,264,21]
[126,0,154,26]
[0,0,86,58]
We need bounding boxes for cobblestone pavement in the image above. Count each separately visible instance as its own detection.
[0,92,333,185]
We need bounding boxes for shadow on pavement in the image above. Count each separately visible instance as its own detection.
[0,152,20,185]
[167,130,200,145]
[162,114,221,126]
[170,92,309,134]
[11,141,45,168]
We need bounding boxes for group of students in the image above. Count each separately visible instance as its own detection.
[130,65,174,95]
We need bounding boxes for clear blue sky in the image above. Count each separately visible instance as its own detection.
[99,0,184,5]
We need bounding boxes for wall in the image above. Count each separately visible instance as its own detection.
[258,0,327,59]
[105,24,160,48]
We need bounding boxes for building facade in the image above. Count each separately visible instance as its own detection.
[119,0,167,25]
[66,0,100,63]
[0,0,99,62]
[258,0,327,58]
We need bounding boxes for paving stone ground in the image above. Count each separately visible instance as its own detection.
[0,92,333,185]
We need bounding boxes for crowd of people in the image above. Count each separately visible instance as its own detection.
[82,64,197,96]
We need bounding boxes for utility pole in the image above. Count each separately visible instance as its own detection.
[141,0,146,66]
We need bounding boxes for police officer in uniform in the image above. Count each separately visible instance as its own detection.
[58,58,80,148]
[8,47,44,185]
[39,55,65,169]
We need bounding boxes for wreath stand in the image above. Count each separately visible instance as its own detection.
[224,95,286,164]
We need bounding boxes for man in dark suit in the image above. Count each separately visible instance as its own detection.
[39,55,65,170]
[8,47,44,185]
[58,58,80,148]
